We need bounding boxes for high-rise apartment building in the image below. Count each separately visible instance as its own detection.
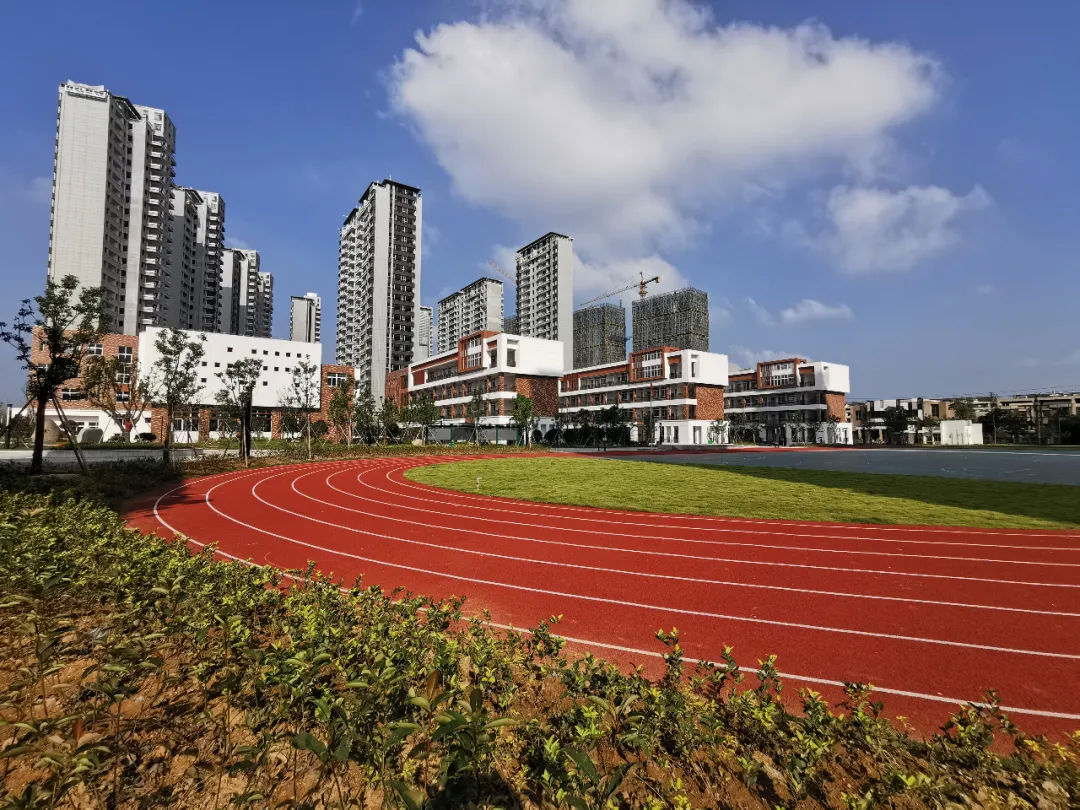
[502,314,519,335]
[515,232,573,370]
[47,82,177,333]
[631,287,709,353]
[220,248,272,338]
[290,292,322,343]
[573,303,626,369]
[190,190,225,332]
[416,305,433,360]
[436,277,503,354]
[337,179,422,399]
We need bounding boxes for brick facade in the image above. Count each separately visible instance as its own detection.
[825,391,847,422]
[695,384,726,421]
[514,375,558,417]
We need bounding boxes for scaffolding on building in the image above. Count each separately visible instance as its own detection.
[573,303,627,368]
[631,287,709,352]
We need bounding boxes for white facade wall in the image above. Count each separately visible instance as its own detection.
[138,328,321,410]
[516,233,573,370]
[289,293,321,342]
[337,180,422,400]
[436,278,503,354]
[48,83,177,335]
[416,305,433,360]
[939,420,985,446]
[408,334,563,425]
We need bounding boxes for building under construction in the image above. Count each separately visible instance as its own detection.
[631,287,709,352]
[573,303,626,369]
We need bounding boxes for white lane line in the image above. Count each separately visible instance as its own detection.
[353,468,1080,570]
[392,459,1080,540]
[214,467,1080,660]
[289,468,1080,616]
[386,466,1080,552]
[147,463,1080,722]
[354,468,1080,589]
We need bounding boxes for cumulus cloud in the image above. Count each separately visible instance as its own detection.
[778,298,853,324]
[389,0,940,257]
[796,184,990,273]
[746,296,852,325]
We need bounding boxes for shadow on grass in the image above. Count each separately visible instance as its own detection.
[686,462,1080,529]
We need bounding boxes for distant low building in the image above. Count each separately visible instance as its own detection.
[725,358,852,445]
[559,346,729,445]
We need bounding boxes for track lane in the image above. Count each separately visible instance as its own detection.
[127,456,1080,738]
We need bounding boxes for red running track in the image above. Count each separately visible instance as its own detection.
[125,455,1080,739]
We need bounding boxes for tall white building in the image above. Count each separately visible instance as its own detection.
[220,248,272,338]
[47,81,177,334]
[515,232,573,369]
[416,305,433,360]
[337,179,422,399]
[290,292,321,343]
[436,277,503,354]
[190,190,225,332]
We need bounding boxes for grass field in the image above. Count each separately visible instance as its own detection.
[406,456,1080,529]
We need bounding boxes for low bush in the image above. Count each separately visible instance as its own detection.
[0,475,1076,807]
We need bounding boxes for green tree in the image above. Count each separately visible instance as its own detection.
[881,405,911,446]
[285,359,320,459]
[949,397,977,421]
[0,275,103,474]
[410,392,439,444]
[726,411,751,443]
[149,328,206,463]
[354,388,377,444]
[513,394,535,446]
[327,378,356,446]
[377,397,400,443]
[707,417,726,444]
[215,358,263,466]
[573,408,593,446]
[467,389,485,443]
[597,404,625,446]
[912,415,939,445]
[83,354,153,442]
[998,409,1032,443]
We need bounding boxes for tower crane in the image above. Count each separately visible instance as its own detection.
[578,272,659,308]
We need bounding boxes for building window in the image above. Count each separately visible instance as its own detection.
[327,372,348,387]
[115,368,131,384]
[227,347,233,352]
[86,343,103,356]
[60,388,84,401]
[117,346,133,363]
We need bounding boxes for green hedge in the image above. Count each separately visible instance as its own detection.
[0,486,1076,807]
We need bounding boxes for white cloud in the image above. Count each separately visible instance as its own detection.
[746,296,774,326]
[746,296,852,325]
[226,237,251,250]
[797,184,991,273]
[778,298,853,324]
[389,0,940,257]
[575,254,690,303]
[975,283,995,296]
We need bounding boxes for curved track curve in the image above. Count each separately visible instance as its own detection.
[125,455,1080,737]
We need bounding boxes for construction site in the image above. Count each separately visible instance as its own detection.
[631,287,710,352]
[572,303,627,369]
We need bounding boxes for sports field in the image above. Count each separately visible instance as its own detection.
[128,452,1080,738]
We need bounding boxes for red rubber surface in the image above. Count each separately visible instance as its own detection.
[125,456,1080,738]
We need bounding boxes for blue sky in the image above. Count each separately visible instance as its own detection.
[2,0,1078,402]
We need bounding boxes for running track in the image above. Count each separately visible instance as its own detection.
[125,455,1080,739]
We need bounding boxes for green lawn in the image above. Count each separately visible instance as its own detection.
[406,456,1080,529]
